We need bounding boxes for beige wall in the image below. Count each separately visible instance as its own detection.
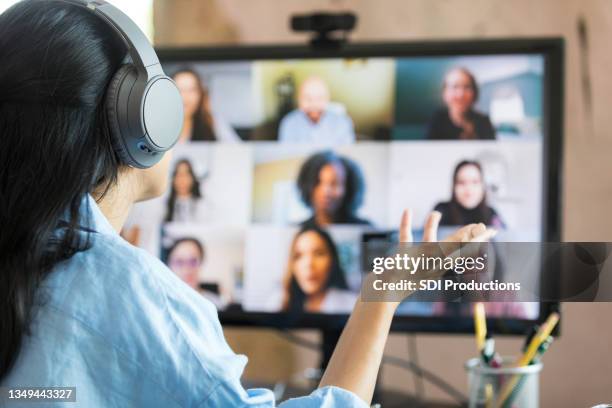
[155,1,612,405]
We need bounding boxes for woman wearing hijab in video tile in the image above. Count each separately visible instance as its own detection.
[281,226,357,314]
[426,67,496,140]
[434,160,504,227]
[297,151,371,228]
[172,68,240,142]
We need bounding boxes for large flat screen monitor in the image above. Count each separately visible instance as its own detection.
[124,38,563,334]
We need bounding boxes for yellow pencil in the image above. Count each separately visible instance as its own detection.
[495,312,559,408]
[516,312,559,367]
[474,302,487,352]
[485,384,494,408]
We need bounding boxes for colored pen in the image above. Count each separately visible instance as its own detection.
[490,352,502,369]
[516,312,559,367]
[482,333,495,365]
[523,325,539,351]
[495,312,560,408]
[502,336,554,408]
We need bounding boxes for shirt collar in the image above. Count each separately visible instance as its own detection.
[85,194,118,236]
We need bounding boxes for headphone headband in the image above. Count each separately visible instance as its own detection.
[60,0,162,79]
[55,0,183,168]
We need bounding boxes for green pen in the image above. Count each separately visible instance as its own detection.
[482,333,495,365]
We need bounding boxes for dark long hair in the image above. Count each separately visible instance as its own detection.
[164,159,202,222]
[296,150,365,223]
[171,68,216,141]
[448,160,495,225]
[0,1,125,379]
[282,225,348,313]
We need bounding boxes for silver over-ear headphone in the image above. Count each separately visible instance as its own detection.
[62,0,183,169]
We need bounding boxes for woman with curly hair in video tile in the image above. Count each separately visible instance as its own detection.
[297,150,371,228]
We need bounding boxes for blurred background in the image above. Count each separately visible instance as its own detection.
[164,2,612,405]
[2,0,608,405]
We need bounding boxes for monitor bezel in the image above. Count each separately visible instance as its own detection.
[156,38,564,335]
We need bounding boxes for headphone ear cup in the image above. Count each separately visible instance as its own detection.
[105,65,137,166]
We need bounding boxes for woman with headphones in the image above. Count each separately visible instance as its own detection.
[0,1,494,407]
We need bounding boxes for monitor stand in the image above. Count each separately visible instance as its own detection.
[319,329,341,370]
[319,329,382,403]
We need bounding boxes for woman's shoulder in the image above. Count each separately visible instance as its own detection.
[339,213,372,226]
[469,110,496,137]
[28,230,239,405]
[211,112,241,142]
[85,231,169,284]
[56,231,223,353]
[47,231,197,318]
[469,109,492,122]
[90,234,218,317]
[433,201,452,213]
[487,206,506,228]
[426,108,453,139]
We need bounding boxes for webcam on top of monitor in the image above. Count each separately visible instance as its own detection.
[291,12,357,48]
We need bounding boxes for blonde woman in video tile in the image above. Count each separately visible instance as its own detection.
[426,67,496,140]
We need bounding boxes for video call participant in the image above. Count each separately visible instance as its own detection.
[279,76,355,144]
[172,67,240,142]
[165,159,210,223]
[297,151,371,227]
[0,2,495,406]
[280,226,357,314]
[166,237,226,310]
[433,160,504,227]
[426,67,496,140]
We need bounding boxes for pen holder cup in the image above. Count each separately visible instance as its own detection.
[465,357,542,408]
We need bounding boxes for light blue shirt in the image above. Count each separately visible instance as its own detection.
[2,196,367,408]
[278,109,355,144]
